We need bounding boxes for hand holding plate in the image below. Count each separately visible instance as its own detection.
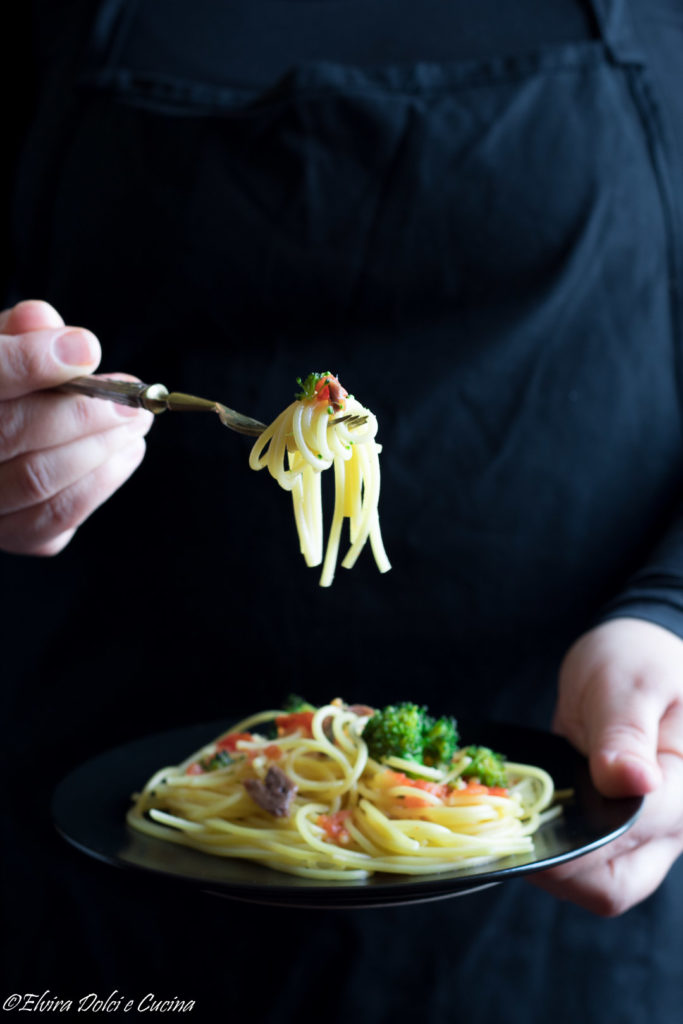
[531,618,683,915]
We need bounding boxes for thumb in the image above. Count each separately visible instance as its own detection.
[579,671,664,798]
[0,301,101,399]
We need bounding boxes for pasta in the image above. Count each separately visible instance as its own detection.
[128,700,560,881]
[248,372,390,586]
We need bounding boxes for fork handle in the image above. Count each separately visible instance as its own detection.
[61,376,170,413]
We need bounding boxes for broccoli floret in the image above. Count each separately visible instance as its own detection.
[423,715,459,766]
[294,372,329,401]
[461,746,508,788]
[362,702,426,762]
[282,694,316,712]
[362,703,459,767]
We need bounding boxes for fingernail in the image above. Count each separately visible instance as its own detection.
[53,329,99,367]
[604,750,645,767]
[602,750,621,765]
[603,750,660,784]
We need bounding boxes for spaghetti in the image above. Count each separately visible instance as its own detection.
[128,701,560,881]
[248,372,390,586]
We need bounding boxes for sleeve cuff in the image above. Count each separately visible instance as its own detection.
[595,574,683,642]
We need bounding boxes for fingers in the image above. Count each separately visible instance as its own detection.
[0,379,153,461]
[0,367,153,556]
[0,322,101,400]
[529,834,679,917]
[0,435,148,555]
[0,421,150,515]
[0,406,152,555]
[0,299,65,333]
[529,748,683,916]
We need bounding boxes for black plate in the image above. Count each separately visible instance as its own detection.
[52,719,643,909]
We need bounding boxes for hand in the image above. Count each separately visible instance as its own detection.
[0,299,153,555]
[530,617,683,915]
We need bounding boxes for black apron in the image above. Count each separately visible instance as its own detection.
[4,0,683,1020]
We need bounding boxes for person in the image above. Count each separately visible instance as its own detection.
[2,0,682,1020]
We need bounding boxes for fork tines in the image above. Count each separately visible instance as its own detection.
[331,413,368,429]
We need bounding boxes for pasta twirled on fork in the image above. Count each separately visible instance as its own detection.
[248,372,390,586]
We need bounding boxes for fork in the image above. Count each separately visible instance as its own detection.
[61,376,368,436]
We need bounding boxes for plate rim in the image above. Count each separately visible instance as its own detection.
[51,717,644,908]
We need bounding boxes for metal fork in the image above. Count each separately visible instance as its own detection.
[61,376,368,436]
